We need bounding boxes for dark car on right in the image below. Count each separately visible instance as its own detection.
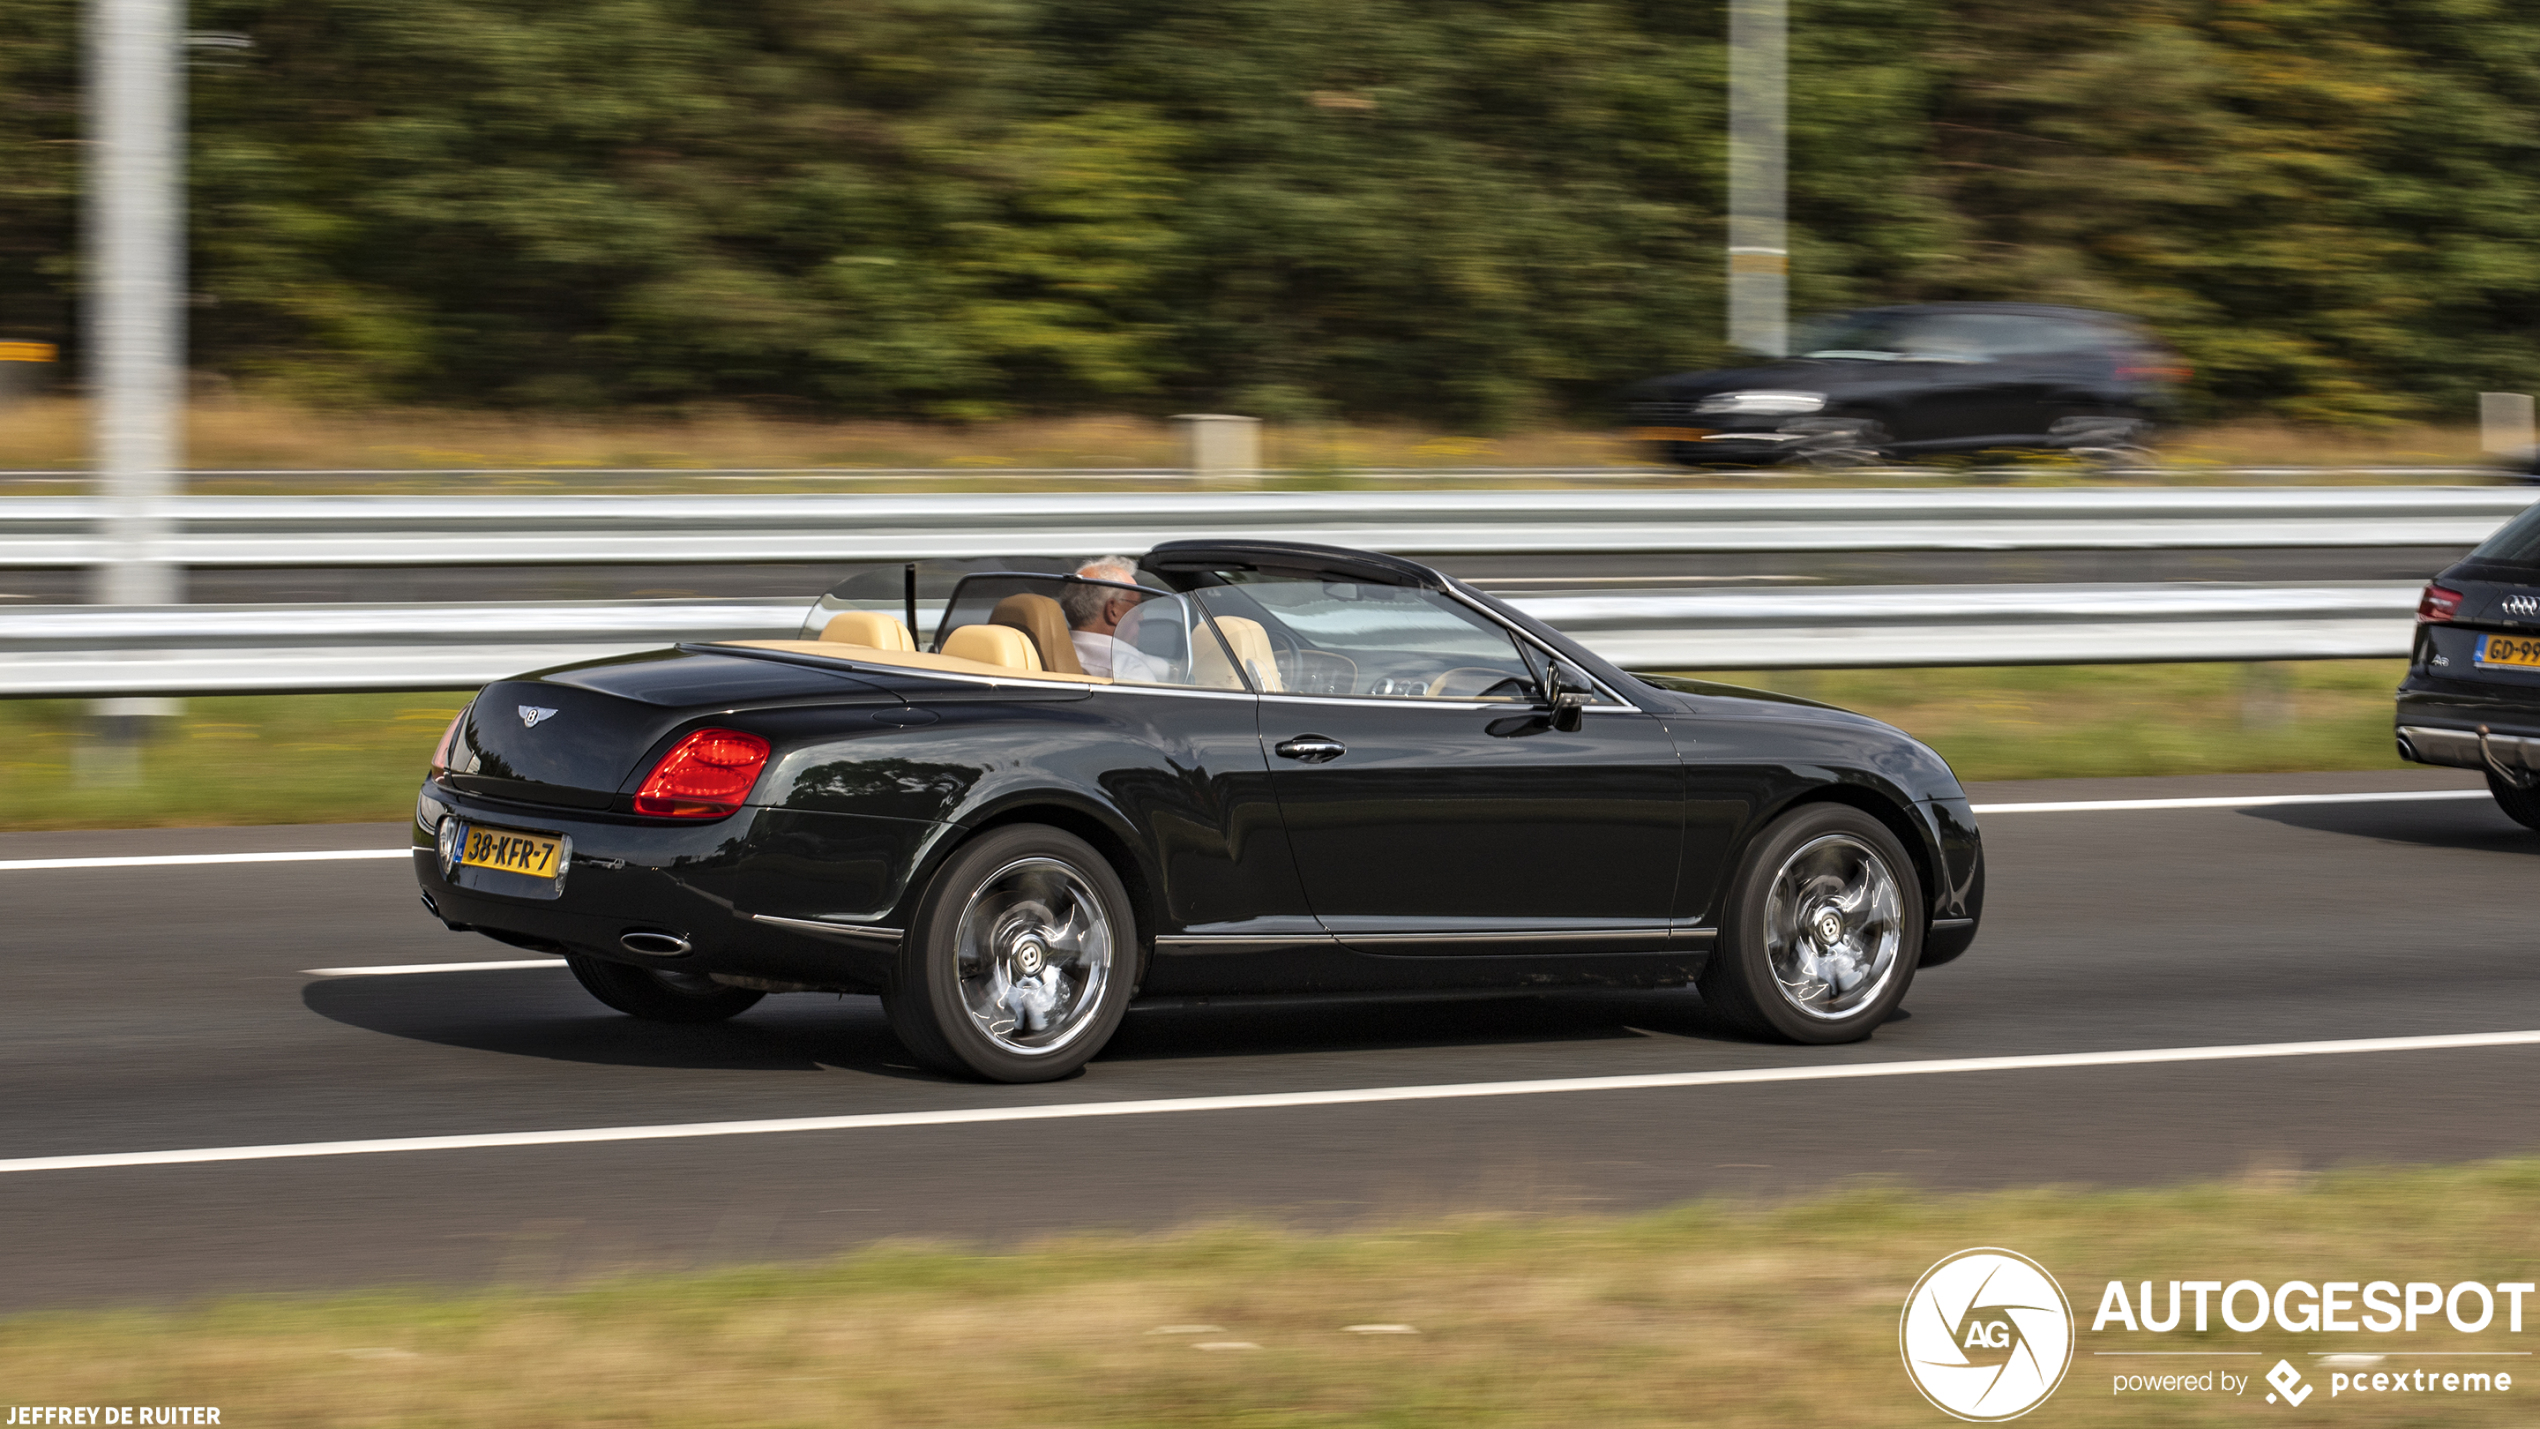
[1626,302,2187,468]
[2397,500,2540,826]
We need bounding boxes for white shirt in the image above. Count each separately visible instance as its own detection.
[1071,630,1168,684]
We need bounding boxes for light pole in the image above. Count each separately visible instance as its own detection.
[1727,0,1787,357]
[87,0,184,610]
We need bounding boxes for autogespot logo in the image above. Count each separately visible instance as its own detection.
[1902,1248,2076,1421]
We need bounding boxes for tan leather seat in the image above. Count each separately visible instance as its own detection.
[817,611,917,651]
[988,592,1085,676]
[1195,615,1283,692]
[941,623,1044,673]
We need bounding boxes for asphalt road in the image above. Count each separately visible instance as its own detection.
[2,765,2535,1313]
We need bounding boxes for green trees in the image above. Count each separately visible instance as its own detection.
[2,0,2537,425]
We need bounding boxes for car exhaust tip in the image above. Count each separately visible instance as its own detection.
[418,891,440,917]
[619,930,692,957]
[2395,732,2420,763]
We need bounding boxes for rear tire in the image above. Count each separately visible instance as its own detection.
[2488,770,2540,831]
[1698,803,1924,1044]
[883,824,1138,1082]
[567,954,766,1023]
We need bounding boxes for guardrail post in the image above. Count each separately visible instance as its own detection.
[1172,414,1261,485]
[2481,393,2535,457]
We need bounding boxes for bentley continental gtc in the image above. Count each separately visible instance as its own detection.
[414,540,1985,1081]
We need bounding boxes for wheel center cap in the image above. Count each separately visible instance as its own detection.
[1011,936,1048,977]
[1813,910,1845,945]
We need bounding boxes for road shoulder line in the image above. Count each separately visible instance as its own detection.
[8,1027,2538,1177]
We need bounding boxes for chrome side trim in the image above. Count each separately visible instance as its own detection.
[1152,933,1343,954]
[1258,693,1517,713]
[1929,918,1976,931]
[749,913,904,944]
[1087,682,1258,703]
[1341,927,1674,946]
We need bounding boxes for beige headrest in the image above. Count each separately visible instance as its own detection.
[818,611,917,651]
[942,623,1044,672]
[1203,616,1283,692]
[989,592,1084,675]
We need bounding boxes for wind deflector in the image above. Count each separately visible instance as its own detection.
[1141,539,1444,590]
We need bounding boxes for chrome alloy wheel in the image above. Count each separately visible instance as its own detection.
[1763,832,1904,1020]
[953,856,1114,1056]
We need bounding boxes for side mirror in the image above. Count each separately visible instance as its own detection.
[1550,691,1589,733]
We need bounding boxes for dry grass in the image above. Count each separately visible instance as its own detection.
[7,1161,2540,1425]
[0,397,2508,491]
[0,398,1648,481]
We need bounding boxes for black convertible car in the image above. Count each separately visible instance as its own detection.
[414,540,1985,1081]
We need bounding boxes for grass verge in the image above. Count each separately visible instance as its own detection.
[0,663,2411,831]
[1679,660,2414,785]
[0,693,463,830]
[6,1160,2540,1425]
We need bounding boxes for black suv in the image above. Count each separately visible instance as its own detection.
[1626,302,2186,467]
[2397,503,2540,828]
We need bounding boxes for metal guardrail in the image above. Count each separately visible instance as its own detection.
[0,584,2423,696]
[0,487,2531,568]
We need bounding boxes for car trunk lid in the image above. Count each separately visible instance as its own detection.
[446,649,901,809]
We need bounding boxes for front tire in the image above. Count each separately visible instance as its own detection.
[567,955,766,1024]
[1698,803,1924,1043]
[883,824,1137,1082]
[2488,770,2540,831]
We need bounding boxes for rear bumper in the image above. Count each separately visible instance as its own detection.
[2394,680,2540,775]
[2397,724,2540,775]
[413,780,945,993]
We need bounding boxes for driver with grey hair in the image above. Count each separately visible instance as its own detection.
[1065,556,1168,682]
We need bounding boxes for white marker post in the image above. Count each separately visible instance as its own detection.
[88,0,184,611]
[85,0,186,764]
[1727,0,1788,357]
[2479,392,2535,458]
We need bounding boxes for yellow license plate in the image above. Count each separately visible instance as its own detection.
[457,824,564,877]
[1630,426,1713,442]
[2478,634,2540,669]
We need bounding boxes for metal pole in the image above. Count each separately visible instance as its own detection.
[1727,0,1788,357]
[88,0,184,608]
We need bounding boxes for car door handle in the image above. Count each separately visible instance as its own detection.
[1274,735,1346,764]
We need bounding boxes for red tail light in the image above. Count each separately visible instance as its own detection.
[2418,583,2465,624]
[429,707,468,775]
[634,728,771,818]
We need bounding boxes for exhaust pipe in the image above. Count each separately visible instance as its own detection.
[619,930,692,957]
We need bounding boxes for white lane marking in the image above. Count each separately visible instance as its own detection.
[303,958,566,977]
[1974,790,2492,814]
[5,1027,2538,1178]
[0,848,411,872]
